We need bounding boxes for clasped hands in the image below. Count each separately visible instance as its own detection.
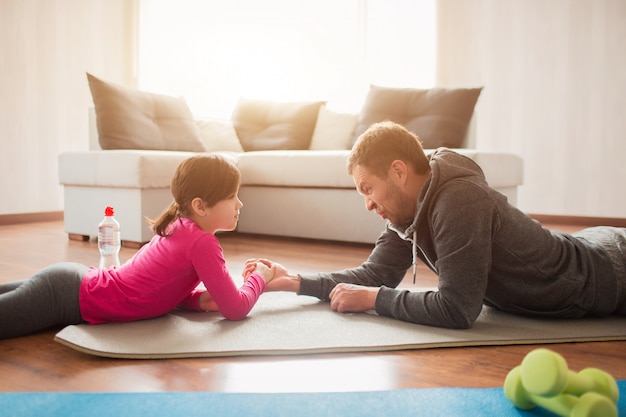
[243,258,379,314]
[198,259,275,312]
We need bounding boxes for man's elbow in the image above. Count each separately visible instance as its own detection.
[444,308,480,329]
[446,316,475,329]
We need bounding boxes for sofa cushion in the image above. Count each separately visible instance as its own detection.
[232,98,324,151]
[353,85,482,149]
[309,106,358,150]
[196,118,244,152]
[87,73,205,152]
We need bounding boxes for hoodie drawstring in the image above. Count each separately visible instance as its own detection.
[412,230,417,284]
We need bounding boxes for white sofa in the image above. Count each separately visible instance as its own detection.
[58,78,524,246]
[58,118,523,246]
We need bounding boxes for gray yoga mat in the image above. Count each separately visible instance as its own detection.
[55,292,626,359]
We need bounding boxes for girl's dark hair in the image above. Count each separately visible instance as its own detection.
[347,121,430,178]
[149,154,241,237]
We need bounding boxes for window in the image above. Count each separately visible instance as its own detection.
[138,0,435,118]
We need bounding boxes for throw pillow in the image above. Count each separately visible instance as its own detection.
[196,118,244,153]
[309,106,358,150]
[232,98,324,151]
[87,73,205,152]
[352,85,482,149]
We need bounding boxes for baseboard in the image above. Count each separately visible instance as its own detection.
[0,211,64,226]
[529,214,626,228]
[0,211,624,229]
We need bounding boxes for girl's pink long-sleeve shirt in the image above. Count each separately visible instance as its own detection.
[79,217,265,324]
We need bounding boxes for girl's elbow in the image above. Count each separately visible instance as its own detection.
[221,310,249,321]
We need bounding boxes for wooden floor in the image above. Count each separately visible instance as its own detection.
[1,220,625,393]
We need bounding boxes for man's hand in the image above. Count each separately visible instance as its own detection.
[242,258,301,292]
[329,283,379,313]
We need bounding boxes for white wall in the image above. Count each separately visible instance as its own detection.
[0,0,135,215]
[437,0,626,218]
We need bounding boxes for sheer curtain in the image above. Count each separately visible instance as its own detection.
[137,0,435,118]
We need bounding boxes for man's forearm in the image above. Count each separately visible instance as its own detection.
[283,274,301,292]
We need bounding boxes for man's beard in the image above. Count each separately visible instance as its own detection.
[385,178,416,229]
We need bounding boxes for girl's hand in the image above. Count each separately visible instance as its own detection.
[253,261,275,284]
[242,258,273,280]
[198,291,219,312]
[242,258,260,280]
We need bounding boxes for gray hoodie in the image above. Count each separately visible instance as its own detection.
[300,148,626,328]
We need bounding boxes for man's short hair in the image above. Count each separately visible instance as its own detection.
[347,121,430,178]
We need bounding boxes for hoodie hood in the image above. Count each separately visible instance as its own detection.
[389,148,488,239]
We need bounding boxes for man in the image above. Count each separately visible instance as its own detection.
[248,121,626,329]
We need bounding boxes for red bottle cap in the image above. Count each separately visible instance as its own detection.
[104,206,115,216]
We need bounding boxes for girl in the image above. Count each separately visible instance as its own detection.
[0,154,274,339]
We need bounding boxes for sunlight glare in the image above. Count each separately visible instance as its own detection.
[138,0,435,118]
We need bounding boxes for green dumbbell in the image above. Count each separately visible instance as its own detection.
[519,348,618,403]
[504,366,618,417]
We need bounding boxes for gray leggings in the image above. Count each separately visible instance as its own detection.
[0,262,88,339]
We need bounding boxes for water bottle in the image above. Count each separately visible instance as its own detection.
[98,206,121,268]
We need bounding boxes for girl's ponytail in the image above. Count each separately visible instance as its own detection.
[148,201,179,237]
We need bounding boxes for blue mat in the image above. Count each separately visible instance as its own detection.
[2,381,625,417]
